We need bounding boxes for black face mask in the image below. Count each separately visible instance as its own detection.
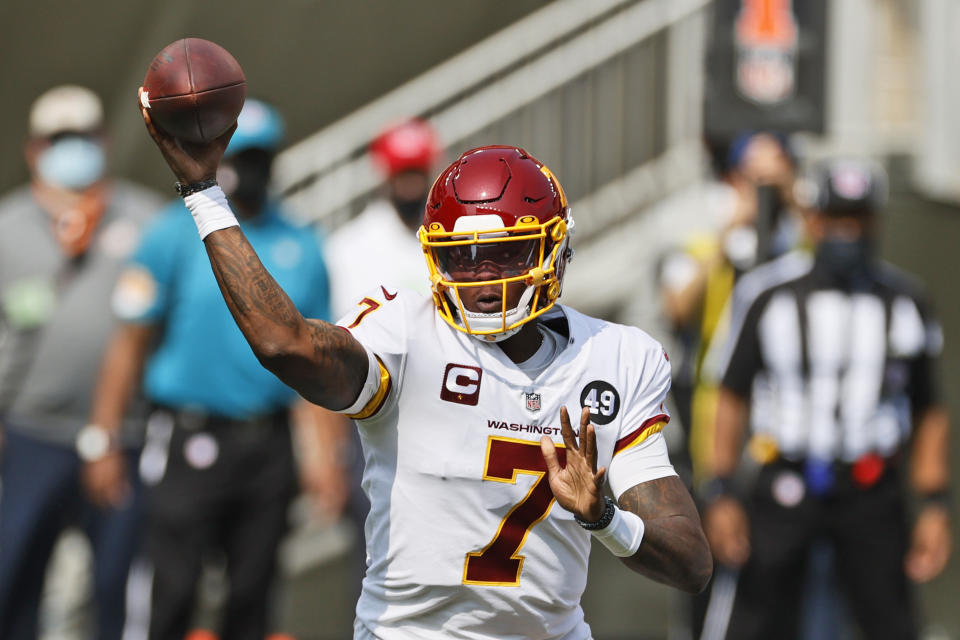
[393,196,427,227]
[815,236,874,287]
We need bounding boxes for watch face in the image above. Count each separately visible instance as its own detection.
[77,425,111,461]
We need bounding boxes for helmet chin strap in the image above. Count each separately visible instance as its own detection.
[450,285,536,343]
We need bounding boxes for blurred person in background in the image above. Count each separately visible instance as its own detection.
[326,117,442,316]
[319,117,443,604]
[700,158,952,640]
[658,130,800,484]
[0,85,162,639]
[657,130,805,640]
[87,99,335,640]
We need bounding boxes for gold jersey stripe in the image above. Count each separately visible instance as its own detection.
[346,357,391,420]
[613,420,668,457]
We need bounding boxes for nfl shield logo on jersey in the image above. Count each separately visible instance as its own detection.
[525,392,541,412]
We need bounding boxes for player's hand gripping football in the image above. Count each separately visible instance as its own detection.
[137,86,236,185]
[540,406,607,523]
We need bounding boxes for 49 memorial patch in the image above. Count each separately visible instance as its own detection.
[579,380,620,425]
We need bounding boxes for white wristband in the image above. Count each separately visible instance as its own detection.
[591,507,645,557]
[183,185,239,239]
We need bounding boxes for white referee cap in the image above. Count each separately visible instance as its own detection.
[29,85,103,138]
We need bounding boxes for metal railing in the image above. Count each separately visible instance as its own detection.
[275,0,711,238]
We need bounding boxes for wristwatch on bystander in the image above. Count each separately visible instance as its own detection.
[75,424,115,462]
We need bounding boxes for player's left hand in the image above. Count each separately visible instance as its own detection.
[905,504,952,583]
[541,406,607,522]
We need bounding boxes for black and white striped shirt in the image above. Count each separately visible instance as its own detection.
[719,251,942,463]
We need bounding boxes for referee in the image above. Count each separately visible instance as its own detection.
[700,158,951,640]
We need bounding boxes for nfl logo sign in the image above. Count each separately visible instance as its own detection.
[525,392,541,412]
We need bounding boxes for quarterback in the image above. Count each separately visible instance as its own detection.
[138,91,712,639]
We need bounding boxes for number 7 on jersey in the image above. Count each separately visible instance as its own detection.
[463,436,566,586]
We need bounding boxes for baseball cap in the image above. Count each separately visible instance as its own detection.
[29,85,104,138]
[370,119,441,177]
[726,130,794,173]
[802,158,888,216]
[225,99,285,156]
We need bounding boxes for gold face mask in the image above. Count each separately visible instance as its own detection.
[419,214,570,341]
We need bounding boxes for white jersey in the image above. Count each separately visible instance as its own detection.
[338,288,676,640]
[325,200,432,319]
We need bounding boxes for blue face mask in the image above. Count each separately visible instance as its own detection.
[36,136,105,190]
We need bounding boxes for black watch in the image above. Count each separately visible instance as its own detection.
[699,476,735,504]
[575,496,616,531]
[175,179,218,197]
[918,488,953,514]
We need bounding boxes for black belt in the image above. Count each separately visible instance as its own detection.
[766,451,902,496]
[152,405,287,433]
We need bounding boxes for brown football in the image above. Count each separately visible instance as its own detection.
[142,38,246,143]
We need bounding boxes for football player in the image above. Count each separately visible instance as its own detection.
[138,89,711,639]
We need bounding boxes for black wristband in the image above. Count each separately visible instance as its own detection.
[918,488,953,512]
[175,179,218,197]
[575,496,616,531]
[699,475,735,504]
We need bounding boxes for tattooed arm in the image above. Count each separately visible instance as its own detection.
[203,228,368,409]
[617,476,713,593]
[136,88,368,410]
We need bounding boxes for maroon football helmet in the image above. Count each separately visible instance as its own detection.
[418,146,573,341]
